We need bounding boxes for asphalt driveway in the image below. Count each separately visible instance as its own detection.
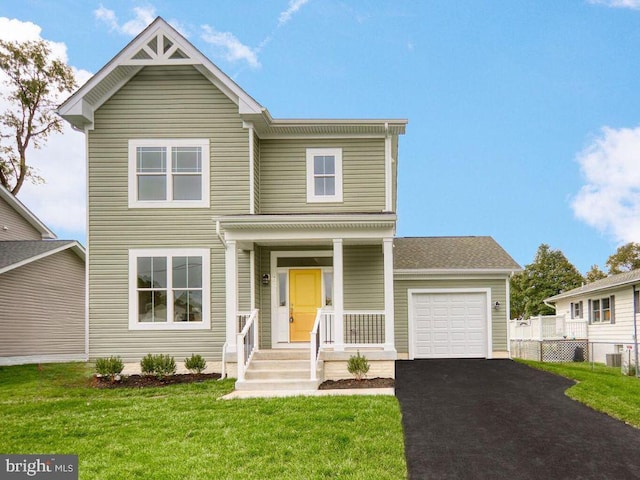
[395,359,640,480]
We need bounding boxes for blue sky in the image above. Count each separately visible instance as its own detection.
[2,0,640,274]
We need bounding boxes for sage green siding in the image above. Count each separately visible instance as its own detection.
[344,245,384,310]
[253,131,260,213]
[0,196,42,240]
[259,138,386,213]
[394,277,509,355]
[87,65,249,362]
[0,249,85,357]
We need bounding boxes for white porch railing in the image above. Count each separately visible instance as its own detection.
[510,315,587,341]
[237,309,259,382]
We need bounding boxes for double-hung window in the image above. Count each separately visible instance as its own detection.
[129,249,210,330]
[129,139,210,208]
[590,296,615,324]
[306,148,343,203]
[570,301,583,319]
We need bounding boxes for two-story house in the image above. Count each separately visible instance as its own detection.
[0,185,86,365]
[58,18,520,390]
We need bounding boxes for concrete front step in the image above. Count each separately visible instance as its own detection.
[252,349,310,361]
[235,378,321,392]
[249,359,309,371]
[244,369,310,380]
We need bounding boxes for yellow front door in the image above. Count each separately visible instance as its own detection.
[289,269,322,342]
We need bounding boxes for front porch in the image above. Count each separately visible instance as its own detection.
[216,213,398,390]
[231,309,397,391]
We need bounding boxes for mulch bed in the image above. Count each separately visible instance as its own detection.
[93,373,393,390]
[92,373,221,389]
[318,377,394,390]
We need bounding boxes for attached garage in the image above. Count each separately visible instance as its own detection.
[409,290,489,359]
[393,237,522,360]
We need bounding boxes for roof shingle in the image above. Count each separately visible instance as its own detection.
[546,268,640,302]
[393,236,521,271]
[0,240,78,271]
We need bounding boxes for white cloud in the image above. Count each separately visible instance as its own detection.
[278,0,310,26]
[0,17,90,241]
[200,25,260,69]
[94,5,156,36]
[587,0,640,9]
[572,126,640,243]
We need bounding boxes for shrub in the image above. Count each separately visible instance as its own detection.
[95,356,124,382]
[185,354,207,374]
[140,353,177,379]
[347,351,370,381]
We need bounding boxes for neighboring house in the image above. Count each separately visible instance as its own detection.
[545,269,640,365]
[0,185,86,366]
[57,17,520,389]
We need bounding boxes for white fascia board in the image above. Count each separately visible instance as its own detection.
[223,227,395,243]
[215,213,397,225]
[0,186,56,239]
[0,241,85,275]
[394,268,517,277]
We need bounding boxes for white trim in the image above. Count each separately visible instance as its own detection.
[0,184,56,239]
[0,242,85,275]
[127,138,210,209]
[306,148,343,203]
[407,288,492,360]
[128,248,211,330]
[333,239,344,351]
[225,241,238,348]
[269,250,333,347]
[383,238,395,351]
[84,125,90,358]
[506,277,511,357]
[384,136,392,212]
[394,268,520,276]
[0,354,88,366]
[246,122,255,215]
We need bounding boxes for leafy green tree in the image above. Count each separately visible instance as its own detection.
[511,244,584,318]
[0,39,76,195]
[585,264,607,283]
[606,242,640,275]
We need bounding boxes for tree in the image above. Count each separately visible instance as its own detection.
[0,39,76,195]
[511,244,584,319]
[606,242,640,275]
[585,264,607,283]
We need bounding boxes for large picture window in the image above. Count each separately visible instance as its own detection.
[306,148,343,203]
[129,139,209,208]
[129,249,210,330]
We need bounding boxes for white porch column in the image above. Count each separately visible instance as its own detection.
[333,238,344,351]
[383,237,395,351]
[225,240,238,352]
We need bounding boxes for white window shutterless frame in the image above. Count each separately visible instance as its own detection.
[306,148,343,203]
[128,139,210,208]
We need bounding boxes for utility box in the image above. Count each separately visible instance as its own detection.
[606,353,622,367]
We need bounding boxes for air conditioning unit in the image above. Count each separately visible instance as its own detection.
[605,353,622,367]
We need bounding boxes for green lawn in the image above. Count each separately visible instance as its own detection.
[517,359,640,428]
[0,363,406,479]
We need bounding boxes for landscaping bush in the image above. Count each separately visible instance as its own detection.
[347,351,370,381]
[140,354,177,379]
[95,356,124,382]
[184,354,207,374]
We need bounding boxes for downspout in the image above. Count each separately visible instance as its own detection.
[215,219,227,379]
[215,220,227,249]
[634,284,639,377]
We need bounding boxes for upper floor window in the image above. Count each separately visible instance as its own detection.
[306,148,343,203]
[128,139,210,208]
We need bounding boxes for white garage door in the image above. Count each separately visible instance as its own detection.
[412,292,487,358]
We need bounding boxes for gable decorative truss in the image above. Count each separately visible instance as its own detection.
[58,16,408,138]
[58,17,264,130]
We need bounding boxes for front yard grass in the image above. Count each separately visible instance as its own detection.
[0,363,406,479]
[517,359,640,428]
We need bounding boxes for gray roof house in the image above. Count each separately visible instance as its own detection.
[56,17,521,391]
[0,186,86,365]
[545,269,640,364]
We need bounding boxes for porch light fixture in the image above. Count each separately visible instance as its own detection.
[494,301,501,310]
[262,274,270,285]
